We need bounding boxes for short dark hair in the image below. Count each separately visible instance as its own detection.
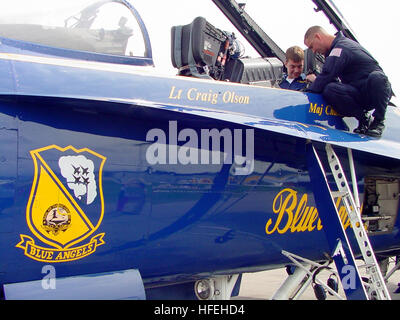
[285,46,304,63]
[304,26,327,42]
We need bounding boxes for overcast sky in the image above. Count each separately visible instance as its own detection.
[134,0,400,102]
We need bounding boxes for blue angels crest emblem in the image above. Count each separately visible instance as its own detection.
[17,145,107,262]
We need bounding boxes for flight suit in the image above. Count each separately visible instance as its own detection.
[308,32,392,124]
[279,74,307,91]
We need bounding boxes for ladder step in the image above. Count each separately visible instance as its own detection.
[306,142,391,300]
[362,216,391,221]
[331,191,349,198]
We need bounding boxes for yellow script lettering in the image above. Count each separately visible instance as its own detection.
[266,188,297,234]
[266,188,327,235]
[265,188,354,236]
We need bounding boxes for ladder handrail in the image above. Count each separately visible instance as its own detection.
[325,144,390,300]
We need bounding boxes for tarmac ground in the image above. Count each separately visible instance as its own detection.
[235,258,400,300]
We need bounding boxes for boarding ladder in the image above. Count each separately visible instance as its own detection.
[306,142,390,300]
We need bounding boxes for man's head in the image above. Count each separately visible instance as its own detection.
[304,26,335,56]
[285,46,304,79]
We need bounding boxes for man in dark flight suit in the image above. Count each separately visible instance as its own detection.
[304,26,392,137]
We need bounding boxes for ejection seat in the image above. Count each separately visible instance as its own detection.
[171,16,283,87]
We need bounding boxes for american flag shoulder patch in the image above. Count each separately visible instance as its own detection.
[329,48,342,57]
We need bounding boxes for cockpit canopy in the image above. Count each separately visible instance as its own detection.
[0,0,152,65]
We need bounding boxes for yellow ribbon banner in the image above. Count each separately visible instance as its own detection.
[16,233,105,263]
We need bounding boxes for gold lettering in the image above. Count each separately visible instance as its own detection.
[168,86,182,100]
[309,103,317,113]
[17,233,104,262]
[187,88,196,101]
[186,88,219,104]
[76,248,82,257]
[63,251,71,260]
[222,91,249,104]
[211,92,218,105]
[34,248,42,258]
[325,105,340,116]
[55,252,63,260]
[222,91,231,103]
[266,188,296,234]
[29,245,36,257]
[266,188,356,235]
[308,207,319,231]
[291,194,308,232]
[336,197,352,229]
[309,103,323,116]
[299,207,312,232]
[41,250,48,259]
[87,243,94,252]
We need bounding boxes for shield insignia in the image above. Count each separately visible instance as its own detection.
[17,145,106,262]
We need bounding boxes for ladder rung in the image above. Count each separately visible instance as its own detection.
[362,216,391,221]
[331,191,348,198]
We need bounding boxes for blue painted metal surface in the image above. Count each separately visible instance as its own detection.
[4,268,145,300]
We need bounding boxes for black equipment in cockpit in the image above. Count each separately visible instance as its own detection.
[171,16,282,86]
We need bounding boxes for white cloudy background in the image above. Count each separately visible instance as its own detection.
[134,0,400,103]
